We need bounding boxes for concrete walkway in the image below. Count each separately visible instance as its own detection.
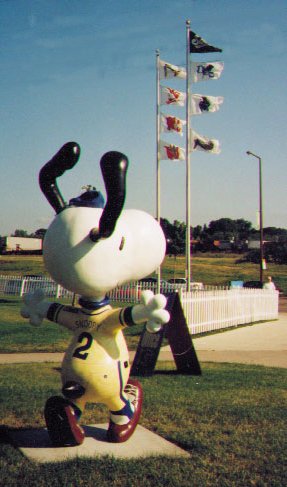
[1,312,287,368]
[186,313,287,368]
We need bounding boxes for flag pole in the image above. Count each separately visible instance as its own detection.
[185,20,191,292]
[156,49,161,294]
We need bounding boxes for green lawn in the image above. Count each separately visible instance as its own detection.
[0,362,286,486]
[0,296,143,353]
[0,255,49,276]
[1,253,286,293]
[162,254,287,294]
[0,297,71,353]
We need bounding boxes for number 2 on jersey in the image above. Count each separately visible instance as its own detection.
[73,332,93,360]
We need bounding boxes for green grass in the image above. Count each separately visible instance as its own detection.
[0,362,286,486]
[1,254,287,294]
[0,297,71,353]
[162,254,287,294]
[0,255,49,276]
[0,296,142,353]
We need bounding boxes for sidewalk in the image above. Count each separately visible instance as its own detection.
[186,312,287,368]
[1,314,287,369]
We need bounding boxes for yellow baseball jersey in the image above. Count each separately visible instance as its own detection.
[46,303,136,411]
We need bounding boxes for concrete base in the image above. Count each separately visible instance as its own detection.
[8,424,190,463]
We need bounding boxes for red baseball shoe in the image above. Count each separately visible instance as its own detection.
[107,379,143,443]
[44,396,85,447]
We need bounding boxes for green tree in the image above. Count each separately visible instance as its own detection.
[33,228,47,239]
[160,218,186,255]
[192,225,202,239]
[12,229,28,237]
[206,218,252,241]
[265,242,287,264]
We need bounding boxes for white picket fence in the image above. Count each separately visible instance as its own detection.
[179,288,279,334]
[0,275,73,299]
[0,275,279,334]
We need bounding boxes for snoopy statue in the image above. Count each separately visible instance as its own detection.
[21,142,170,446]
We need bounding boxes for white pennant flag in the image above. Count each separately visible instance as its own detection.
[191,61,224,82]
[159,59,186,80]
[190,130,221,154]
[160,85,186,106]
[160,113,186,136]
[191,94,224,115]
[159,140,185,160]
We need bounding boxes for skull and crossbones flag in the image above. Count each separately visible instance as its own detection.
[189,31,222,53]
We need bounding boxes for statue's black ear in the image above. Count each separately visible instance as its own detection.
[39,142,80,213]
[90,151,128,241]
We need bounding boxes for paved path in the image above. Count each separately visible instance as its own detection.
[188,313,287,368]
[1,313,287,369]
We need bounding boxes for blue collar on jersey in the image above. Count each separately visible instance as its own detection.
[79,296,110,310]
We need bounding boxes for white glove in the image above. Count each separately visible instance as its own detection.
[21,289,51,326]
[131,290,170,334]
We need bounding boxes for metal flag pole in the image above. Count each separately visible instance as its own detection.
[185,20,191,292]
[156,49,161,294]
[246,151,264,284]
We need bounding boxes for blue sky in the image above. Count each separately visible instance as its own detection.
[1,0,286,235]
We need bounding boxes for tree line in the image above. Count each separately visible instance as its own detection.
[7,218,287,264]
[160,217,287,264]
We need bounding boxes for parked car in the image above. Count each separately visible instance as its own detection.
[138,277,168,293]
[167,278,203,291]
[189,282,204,291]
[243,280,263,289]
[167,278,187,285]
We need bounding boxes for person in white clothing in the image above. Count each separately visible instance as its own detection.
[263,276,276,291]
